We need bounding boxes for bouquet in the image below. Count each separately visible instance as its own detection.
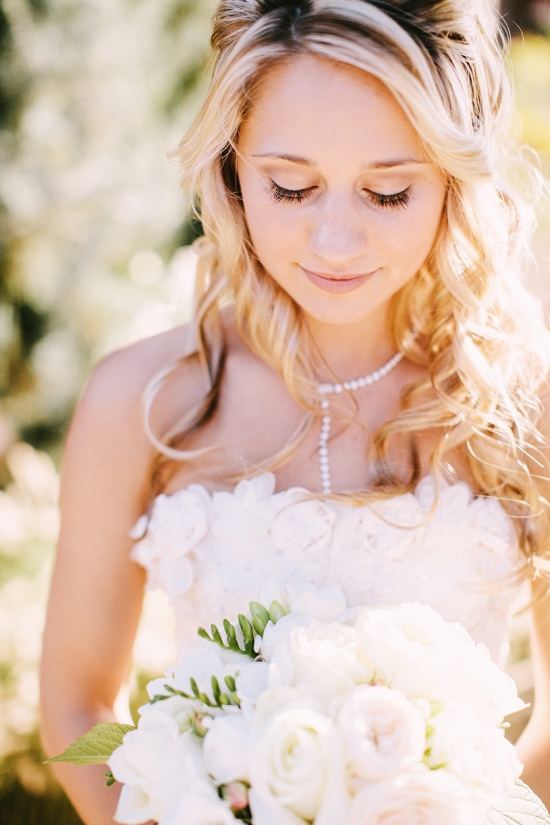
[49,587,550,825]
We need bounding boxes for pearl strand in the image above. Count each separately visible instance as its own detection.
[317,351,403,495]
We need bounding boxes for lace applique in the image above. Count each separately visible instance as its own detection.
[130,473,524,665]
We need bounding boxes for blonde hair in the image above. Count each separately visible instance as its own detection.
[145,0,550,577]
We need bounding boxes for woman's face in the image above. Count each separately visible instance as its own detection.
[236,53,447,329]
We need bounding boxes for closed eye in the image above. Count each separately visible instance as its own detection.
[266,180,413,210]
[365,187,412,210]
[266,180,316,204]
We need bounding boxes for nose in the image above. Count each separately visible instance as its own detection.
[308,193,368,268]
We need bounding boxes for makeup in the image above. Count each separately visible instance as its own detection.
[301,267,377,294]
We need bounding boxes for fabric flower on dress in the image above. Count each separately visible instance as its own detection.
[211,475,277,549]
[270,495,335,555]
[131,485,210,602]
[130,472,525,665]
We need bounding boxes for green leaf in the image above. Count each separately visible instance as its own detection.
[486,780,550,824]
[269,600,287,623]
[44,723,135,766]
[250,602,270,635]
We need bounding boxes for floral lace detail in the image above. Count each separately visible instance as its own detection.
[130,473,524,667]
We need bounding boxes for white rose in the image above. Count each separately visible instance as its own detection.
[249,701,335,825]
[452,643,526,725]
[347,770,479,825]
[428,705,522,798]
[159,794,236,825]
[355,603,525,725]
[167,643,245,704]
[259,612,313,663]
[138,694,201,734]
[248,788,306,825]
[203,714,250,785]
[157,735,237,825]
[109,721,202,824]
[235,661,270,704]
[354,603,476,699]
[336,685,426,779]
[288,622,372,697]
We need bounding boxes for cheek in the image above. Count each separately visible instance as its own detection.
[384,194,444,271]
[243,196,303,268]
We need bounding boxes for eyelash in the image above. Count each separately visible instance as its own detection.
[267,180,413,210]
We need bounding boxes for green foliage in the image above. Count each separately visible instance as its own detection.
[198,599,288,658]
[486,780,550,824]
[44,723,135,766]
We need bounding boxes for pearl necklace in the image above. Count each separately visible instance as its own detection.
[317,351,403,495]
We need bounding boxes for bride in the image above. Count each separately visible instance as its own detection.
[40,0,550,822]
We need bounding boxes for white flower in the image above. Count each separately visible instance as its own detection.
[259,612,313,663]
[248,699,348,824]
[109,720,202,824]
[336,685,426,779]
[235,661,270,704]
[354,603,479,700]
[347,770,479,825]
[138,694,201,734]
[132,486,209,600]
[270,498,335,553]
[355,602,525,724]
[248,789,307,825]
[428,704,522,798]
[457,643,526,724]
[288,622,372,698]
[150,486,210,554]
[157,736,237,825]
[211,475,275,548]
[159,795,236,825]
[203,714,250,785]
[167,643,245,704]
[288,585,349,622]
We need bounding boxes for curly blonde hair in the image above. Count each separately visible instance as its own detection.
[144,0,550,577]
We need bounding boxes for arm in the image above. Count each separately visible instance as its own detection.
[40,344,166,825]
[514,387,550,807]
[514,577,550,807]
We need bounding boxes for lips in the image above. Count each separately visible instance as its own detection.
[301,267,377,294]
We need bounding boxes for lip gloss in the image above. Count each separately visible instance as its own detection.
[301,267,377,294]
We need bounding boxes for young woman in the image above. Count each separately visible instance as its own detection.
[40,0,550,823]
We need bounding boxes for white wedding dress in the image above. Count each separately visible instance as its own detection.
[130,472,525,668]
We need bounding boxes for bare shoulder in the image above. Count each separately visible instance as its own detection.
[63,323,207,510]
[81,323,203,414]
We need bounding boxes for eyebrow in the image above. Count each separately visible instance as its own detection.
[251,152,428,169]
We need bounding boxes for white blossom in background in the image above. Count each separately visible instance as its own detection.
[1,0,212,429]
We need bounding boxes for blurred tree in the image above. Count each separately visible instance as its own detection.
[500,0,550,35]
[0,1,213,821]
[0,1,50,439]
[0,0,211,453]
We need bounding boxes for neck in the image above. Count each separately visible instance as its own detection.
[305,311,397,383]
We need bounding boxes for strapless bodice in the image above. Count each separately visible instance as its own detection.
[130,473,525,668]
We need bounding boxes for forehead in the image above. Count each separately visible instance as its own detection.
[239,53,424,163]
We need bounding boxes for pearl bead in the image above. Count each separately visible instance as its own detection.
[316,351,402,494]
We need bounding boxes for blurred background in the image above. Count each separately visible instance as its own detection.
[0,0,549,822]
